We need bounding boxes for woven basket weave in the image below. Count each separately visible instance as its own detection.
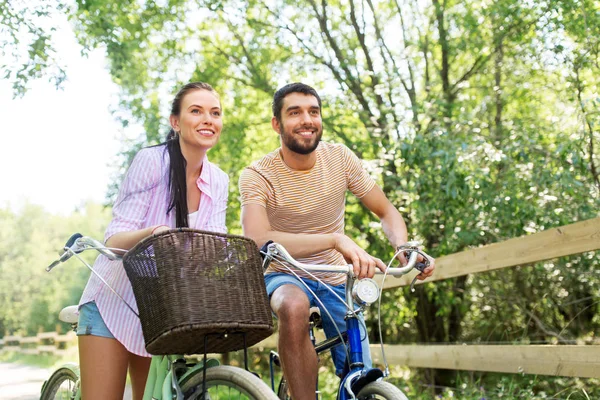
[122,229,273,355]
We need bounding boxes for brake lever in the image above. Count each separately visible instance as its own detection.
[405,250,430,292]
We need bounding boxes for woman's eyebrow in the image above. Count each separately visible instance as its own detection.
[187,104,221,110]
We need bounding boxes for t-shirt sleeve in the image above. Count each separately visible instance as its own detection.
[105,148,161,241]
[239,167,272,208]
[343,145,376,198]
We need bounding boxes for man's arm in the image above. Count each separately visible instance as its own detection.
[360,185,435,279]
[241,203,337,258]
[241,203,385,278]
[359,185,408,248]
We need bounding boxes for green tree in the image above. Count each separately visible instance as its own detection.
[0,0,68,97]
[0,203,111,335]
[34,0,600,392]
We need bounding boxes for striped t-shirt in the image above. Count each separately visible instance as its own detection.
[239,142,375,286]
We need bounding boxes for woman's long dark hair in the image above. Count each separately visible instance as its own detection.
[166,82,220,227]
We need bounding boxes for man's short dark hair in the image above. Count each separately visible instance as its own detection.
[272,83,322,122]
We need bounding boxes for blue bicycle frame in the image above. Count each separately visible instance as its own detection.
[336,277,384,400]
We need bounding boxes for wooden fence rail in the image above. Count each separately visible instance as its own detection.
[370,344,600,379]
[381,217,600,289]
[265,217,600,379]
[0,331,77,356]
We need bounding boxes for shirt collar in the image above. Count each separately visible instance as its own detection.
[196,156,212,197]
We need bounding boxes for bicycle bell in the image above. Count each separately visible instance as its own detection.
[352,278,380,306]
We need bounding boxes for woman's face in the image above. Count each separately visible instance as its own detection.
[171,89,222,152]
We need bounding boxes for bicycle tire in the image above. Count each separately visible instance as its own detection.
[356,380,409,400]
[180,365,279,400]
[40,367,79,400]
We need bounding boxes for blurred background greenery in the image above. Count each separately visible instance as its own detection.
[1,0,599,397]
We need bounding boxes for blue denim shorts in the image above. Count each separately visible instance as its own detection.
[264,272,372,375]
[76,301,115,339]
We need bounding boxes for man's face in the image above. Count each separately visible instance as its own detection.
[274,93,323,155]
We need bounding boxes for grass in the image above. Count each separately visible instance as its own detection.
[4,346,599,399]
[0,347,77,370]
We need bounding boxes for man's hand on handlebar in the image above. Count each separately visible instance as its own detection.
[333,233,387,279]
[395,243,435,280]
[414,252,435,280]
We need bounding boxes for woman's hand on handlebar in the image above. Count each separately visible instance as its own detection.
[333,233,387,279]
[151,225,171,235]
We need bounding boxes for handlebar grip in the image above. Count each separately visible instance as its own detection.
[46,260,60,272]
[64,233,83,252]
[47,233,84,272]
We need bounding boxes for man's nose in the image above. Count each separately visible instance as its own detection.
[300,111,312,124]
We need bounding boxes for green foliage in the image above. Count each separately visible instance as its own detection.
[65,0,599,391]
[0,1,67,97]
[0,203,111,336]
[6,0,600,394]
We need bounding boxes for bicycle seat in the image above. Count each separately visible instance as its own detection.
[309,307,322,329]
[59,305,79,324]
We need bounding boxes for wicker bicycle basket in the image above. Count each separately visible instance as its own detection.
[122,229,273,355]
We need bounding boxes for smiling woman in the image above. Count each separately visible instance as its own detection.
[75,81,230,400]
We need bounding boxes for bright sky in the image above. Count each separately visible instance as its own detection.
[0,17,130,215]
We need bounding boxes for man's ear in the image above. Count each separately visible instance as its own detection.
[169,114,180,132]
[271,116,281,134]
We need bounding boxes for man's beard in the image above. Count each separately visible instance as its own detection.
[280,126,322,155]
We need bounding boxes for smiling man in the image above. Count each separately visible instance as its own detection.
[239,82,434,400]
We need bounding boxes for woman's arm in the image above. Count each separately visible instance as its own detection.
[105,225,168,251]
[104,148,165,251]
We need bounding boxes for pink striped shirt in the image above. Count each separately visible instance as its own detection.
[79,145,229,356]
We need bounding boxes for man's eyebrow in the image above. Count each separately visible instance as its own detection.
[285,105,319,112]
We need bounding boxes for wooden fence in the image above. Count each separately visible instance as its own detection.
[0,331,77,356]
[2,218,599,378]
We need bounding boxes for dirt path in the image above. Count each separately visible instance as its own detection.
[0,362,132,399]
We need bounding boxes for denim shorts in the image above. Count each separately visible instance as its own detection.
[265,272,372,375]
[76,301,115,339]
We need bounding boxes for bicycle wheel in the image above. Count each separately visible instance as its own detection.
[40,367,79,400]
[357,380,409,400]
[180,365,278,400]
[276,378,291,400]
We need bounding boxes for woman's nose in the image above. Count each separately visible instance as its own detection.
[200,112,213,124]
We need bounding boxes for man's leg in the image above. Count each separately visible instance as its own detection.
[271,284,317,400]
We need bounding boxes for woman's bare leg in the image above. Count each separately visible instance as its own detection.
[79,335,129,400]
[129,353,152,400]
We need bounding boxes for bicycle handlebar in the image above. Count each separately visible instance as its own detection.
[46,233,121,272]
[263,242,420,277]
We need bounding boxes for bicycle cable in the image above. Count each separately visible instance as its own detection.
[269,255,356,365]
[377,246,407,377]
[269,252,371,340]
[69,249,140,318]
